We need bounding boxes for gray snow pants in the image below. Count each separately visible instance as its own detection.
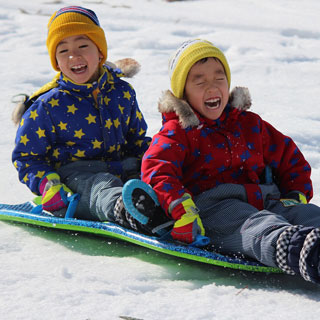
[194,184,320,267]
[57,160,122,221]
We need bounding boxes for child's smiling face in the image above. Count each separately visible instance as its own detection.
[55,34,103,84]
[184,57,229,120]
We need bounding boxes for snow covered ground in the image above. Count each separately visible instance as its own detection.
[0,0,320,319]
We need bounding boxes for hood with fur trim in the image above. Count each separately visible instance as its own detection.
[158,86,252,129]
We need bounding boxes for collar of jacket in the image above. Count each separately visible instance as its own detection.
[56,64,123,96]
[158,90,241,129]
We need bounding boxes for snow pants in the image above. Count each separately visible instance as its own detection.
[194,183,320,267]
[57,160,122,221]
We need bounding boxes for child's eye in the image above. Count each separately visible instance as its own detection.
[58,49,68,54]
[79,44,88,49]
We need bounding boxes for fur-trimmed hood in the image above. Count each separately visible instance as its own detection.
[158,87,252,129]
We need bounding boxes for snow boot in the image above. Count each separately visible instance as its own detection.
[114,180,174,236]
[114,195,145,233]
[276,225,320,284]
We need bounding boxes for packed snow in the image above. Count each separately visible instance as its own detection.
[0,0,320,319]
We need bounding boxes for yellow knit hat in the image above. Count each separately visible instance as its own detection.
[46,6,107,71]
[168,39,231,99]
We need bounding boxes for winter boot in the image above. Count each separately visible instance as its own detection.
[276,225,320,284]
[114,195,146,233]
[114,180,174,236]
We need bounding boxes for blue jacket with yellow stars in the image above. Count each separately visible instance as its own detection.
[12,65,151,195]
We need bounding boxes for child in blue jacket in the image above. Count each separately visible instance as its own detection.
[12,6,151,223]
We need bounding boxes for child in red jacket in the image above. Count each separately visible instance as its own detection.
[125,39,320,284]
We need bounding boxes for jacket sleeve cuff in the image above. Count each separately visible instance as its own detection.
[284,191,307,204]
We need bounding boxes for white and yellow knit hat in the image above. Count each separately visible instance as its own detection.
[168,39,231,99]
[46,6,107,71]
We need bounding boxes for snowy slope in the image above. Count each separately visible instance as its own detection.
[0,1,320,319]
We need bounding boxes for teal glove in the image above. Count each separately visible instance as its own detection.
[170,194,205,244]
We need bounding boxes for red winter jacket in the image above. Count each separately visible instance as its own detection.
[141,90,312,220]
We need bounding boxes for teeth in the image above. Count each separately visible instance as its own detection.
[72,65,86,70]
[207,98,220,103]
[205,98,221,108]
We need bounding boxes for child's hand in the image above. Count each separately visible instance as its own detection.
[170,194,205,243]
[39,173,73,212]
[280,191,307,207]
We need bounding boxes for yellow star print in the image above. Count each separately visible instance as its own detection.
[36,127,46,138]
[55,162,62,169]
[92,139,103,149]
[85,114,96,124]
[66,141,76,146]
[29,110,39,120]
[118,104,124,114]
[136,110,143,121]
[104,96,111,105]
[113,118,120,128]
[58,121,68,131]
[52,148,60,159]
[126,116,131,126]
[74,129,85,139]
[123,91,131,100]
[105,119,112,129]
[35,171,46,179]
[48,98,59,107]
[23,173,29,183]
[138,128,146,136]
[20,134,29,146]
[74,149,85,157]
[67,104,78,114]
[21,152,29,157]
[108,145,116,153]
[135,140,143,147]
[59,89,70,95]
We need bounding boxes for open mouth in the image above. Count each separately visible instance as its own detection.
[71,64,87,74]
[204,97,221,109]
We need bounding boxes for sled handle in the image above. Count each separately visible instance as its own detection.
[190,235,211,247]
[160,231,211,248]
[65,193,80,218]
[31,193,80,219]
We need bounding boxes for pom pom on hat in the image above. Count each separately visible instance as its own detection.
[46,6,107,71]
[168,39,231,99]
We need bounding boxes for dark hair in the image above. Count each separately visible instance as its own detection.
[196,57,222,65]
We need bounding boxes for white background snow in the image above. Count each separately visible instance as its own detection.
[1,0,320,319]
